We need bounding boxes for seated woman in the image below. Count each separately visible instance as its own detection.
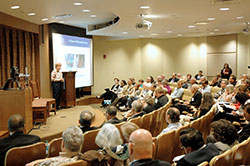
[195,92,215,118]
[142,95,155,114]
[207,119,238,153]
[218,84,234,103]
[159,107,182,135]
[97,78,120,107]
[121,83,142,110]
[95,123,127,166]
[162,80,171,95]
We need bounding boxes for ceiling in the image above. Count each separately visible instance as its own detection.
[0,0,250,38]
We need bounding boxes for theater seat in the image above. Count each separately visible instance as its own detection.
[81,129,100,153]
[198,161,209,166]
[155,130,176,163]
[209,149,232,166]
[62,160,89,166]
[5,142,46,166]
[129,116,142,128]
[150,111,159,137]
[190,118,201,131]
[48,137,63,157]
[115,121,126,141]
[141,113,152,131]
[231,138,250,166]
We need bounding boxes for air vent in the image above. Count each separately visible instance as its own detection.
[52,14,72,20]
[212,0,241,4]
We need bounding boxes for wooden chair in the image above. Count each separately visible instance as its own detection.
[149,110,159,137]
[30,80,56,116]
[155,108,167,136]
[190,118,201,131]
[231,138,250,166]
[182,89,193,101]
[32,99,48,124]
[172,124,190,160]
[199,107,215,140]
[152,137,158,160]
[141,112,152,131]
[81,129,100,153]
[198,161,209,166]
[209,150,232,166]
[115,121,126,141]
[5,142,46,166]
[62,160,89,166]
[48,137,63,157]
[155,130,176,163]
[129,116,142,128]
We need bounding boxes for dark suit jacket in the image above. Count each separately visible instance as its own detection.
[130,159,171,166]
[0,131,40,166]
[80,126,99,134]
[177,143,220,166]
[143,105,155,114]
[154,95,169,109]
[168,78,179,83]
[190,90,202,108]
[239,123,250,142]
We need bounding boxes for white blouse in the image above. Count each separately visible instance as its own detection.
[51,70,63,82]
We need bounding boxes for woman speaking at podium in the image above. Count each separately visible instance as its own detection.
[51,63,64,110]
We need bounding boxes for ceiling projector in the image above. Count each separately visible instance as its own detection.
[243,22,250,34]
[135,14,152,30]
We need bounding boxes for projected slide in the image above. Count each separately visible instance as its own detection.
[52,33,93,88]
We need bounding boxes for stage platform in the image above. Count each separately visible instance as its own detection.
[29,104,105,142]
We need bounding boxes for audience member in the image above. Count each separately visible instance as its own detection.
[154,86,169,109]
[185,84,202,108]
[162,80,171,94]
[171,80,184,99]
[160,107,182,135]
[129,129,171,166]
[176,128,219,166]
[195,70,203,80]
[138,79,144,88]
[0,114,40,166]
[218,84,234,102]
[124,100,145,121]
[168,73,179,83]
[237,74,248,85]
[103,106,121,125]
[176,73,182,80]
[229,75,237,86]
[196,92,215,118]
[79,110,98,134]
[200,80,211,94]
[239,103,250,142]
[28,126,83,166]
[142,95,155,114]
[121,122,139,142]
[208,119,238,153]
[210,76,219,87]
[235,92,250,115]
[214,79,228,99]
[220,63,232,80]
[183,78,196,89]
[198,76,205,85]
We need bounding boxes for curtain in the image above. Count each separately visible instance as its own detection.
[0,25,40,88]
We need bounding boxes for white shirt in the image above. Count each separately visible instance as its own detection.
[160,122,182,135]
[51,70,63,81]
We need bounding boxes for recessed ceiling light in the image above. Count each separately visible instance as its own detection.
[151,33,159,36]
[28,13,36,16]
[82,9,90,13]
[177,34,182,37]
[166,31,172,33]
[220,7,229,11]
[194,21,209,25]
[90,15,96,18]
[139,35,144,38]
[41,18,48,21]
[144,15,159,19]
[140,6,150,9]
[59,21,65,23]
[73,2,82,6]
[214,29,220,32]
[236,16,244,19]
[11,5,20,9]
[208,17,215,21]
[188,25,195,28]
[122,32,128,34]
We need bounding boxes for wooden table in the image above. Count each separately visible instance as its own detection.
[32,99,48,124]
[0,130,9,139]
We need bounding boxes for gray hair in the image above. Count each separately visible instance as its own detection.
[132,100,143,113]
[8,114,24,132]
[79,110,94,127]
[121,122,139,142]
[191,84,200,90]
[62,126,84,152]
[226,84,234,94]
[95,123,123,149]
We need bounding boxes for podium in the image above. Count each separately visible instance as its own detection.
[0,88,33,133]
[60,71,76,107]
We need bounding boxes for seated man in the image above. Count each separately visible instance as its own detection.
[123,100,145,121]
[0,114,40,166]
[79,110,98,134]
[159,107,182,135]
[200,80,211,94]
[27,126,84,166]
[195,70,203,80]
[182,78,196,89]
[171,80,184,99]
[176,128,219,166]
[128,129,170,166]
[229,75,237,86]
[185,84,202,108]
[210,76,220,87]
[168,73,179,83]
[214,79,227,99]
[104,106,122,125]
[239,103,250,142]
[154,86,169,109]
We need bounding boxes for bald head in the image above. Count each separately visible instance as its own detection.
[79,110,94,127]
[129,129,154,161]
[8,114,24,132]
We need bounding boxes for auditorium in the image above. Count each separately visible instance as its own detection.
[1,0,250,165]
